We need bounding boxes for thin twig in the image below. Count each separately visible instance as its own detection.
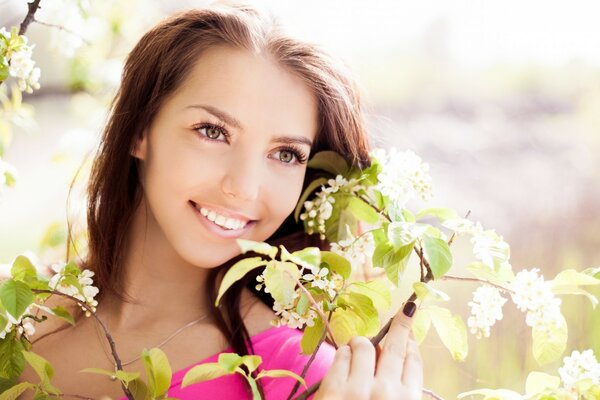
[423,388,446,400]
[289,275,339,349]
[286,309,332,400]
[442,274,514,294]
[33,18,91,45]
[19,0,43,35]
[31,289,134,400]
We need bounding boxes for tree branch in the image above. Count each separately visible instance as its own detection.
[31,289,135,400]
[19,0,43,35]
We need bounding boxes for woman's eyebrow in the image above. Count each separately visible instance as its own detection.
[186,103,313,147]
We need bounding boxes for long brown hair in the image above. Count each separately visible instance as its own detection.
[82,2,372,396]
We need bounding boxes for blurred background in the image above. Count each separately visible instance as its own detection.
[1,0,599,397]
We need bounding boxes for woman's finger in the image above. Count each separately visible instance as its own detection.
[375,301,416,381]
[347,336,376,394]
[401,335,424,392]
[320,344,352,390]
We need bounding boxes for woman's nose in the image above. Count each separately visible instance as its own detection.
[220,154,261,202]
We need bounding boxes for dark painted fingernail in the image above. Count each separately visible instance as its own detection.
[403,301,416,318]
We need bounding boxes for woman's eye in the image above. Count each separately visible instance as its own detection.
[199,125,225,140]
[278,150,295,163]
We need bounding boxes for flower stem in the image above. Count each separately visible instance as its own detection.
[31,289,135,400]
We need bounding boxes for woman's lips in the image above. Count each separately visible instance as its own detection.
[190,201,257,239]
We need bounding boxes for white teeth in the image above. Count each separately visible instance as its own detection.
[197,205,248,230]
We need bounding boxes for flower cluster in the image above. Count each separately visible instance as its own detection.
[330,225,375,272]
[48,262,99,316]
[443,218,513,277]
[370,148,433,209]
[558,349,600,390]
[300,175,365,240]
[271,295,319,330]
[466,285,508,338]
[0,305,35,340]
[0,28,41,93]
[510,268,562,331]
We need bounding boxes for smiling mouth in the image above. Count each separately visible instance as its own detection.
[189,201,257,232]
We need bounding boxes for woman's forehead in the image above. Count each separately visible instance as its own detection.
[166,45,319,141]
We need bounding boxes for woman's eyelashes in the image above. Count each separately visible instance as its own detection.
[192,121,309,166]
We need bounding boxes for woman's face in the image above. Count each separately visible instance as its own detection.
[132,45,318,268]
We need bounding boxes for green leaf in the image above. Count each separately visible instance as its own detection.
[114,370,140,384]
[347,280,391,311]
[307,150,349,175]
[215,257,268,306]
[329,307,363,345]
[256,369,307,388]
[22,351,54,383]
[218,353,244,373]
[372,241,393,270]
[279,246,320,272]
[235,239,277,259]
[0,279,34,319]
[128,378,150,400]
[428,306,468,361]
[551,269,600,308]
[300,317,325,355]
[320,251,351,280]
[0,331,26,379]
[263,261,300,306]
[241,355,262,373]
[244,374,261,400]
[525,371,561,395]
[0,382,35,400]
[413,282,450,302]
[11,256,37,282]
[412,308,431,345]
[142,348,172,397]
[340,292,379,337]
[347,197,379,225]
[422,235,453,279]
[415,207,458,221]
[49,306,75,325]
[296,291,310,315]
[532,312,567,365]
[294,177,329,222]
[380,242,413,287]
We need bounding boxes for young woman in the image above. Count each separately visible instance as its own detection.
[19,2,423,399]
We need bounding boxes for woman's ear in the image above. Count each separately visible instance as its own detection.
[131,131,148,160]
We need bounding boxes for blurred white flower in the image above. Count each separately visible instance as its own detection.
[467,285,507,338]
[0,28,41,93]
[48,262,99,316]
[371,148,432,209]
[510,268,562,331]
[330,225,375,271]
[272,298,319,330]
[0,305,35,340]
[558,349,600,390]
[303,267,330,290]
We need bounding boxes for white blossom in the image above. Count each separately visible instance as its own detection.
[0,28,41,93]
[467,285,508,338]
[330,225,375,271]
[303,267,330,290]
[300,174,365,240]
[48,262,99,316]
[371,148,432,209]
[0,305,35,340]
[510,268,562,331]
[558,349,600,390]
[271,298,319,330]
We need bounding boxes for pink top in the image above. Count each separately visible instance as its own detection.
[119,325,335,399]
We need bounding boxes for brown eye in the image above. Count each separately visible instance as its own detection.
[204,126,222,139]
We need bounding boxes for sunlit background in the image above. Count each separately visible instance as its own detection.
[1,0,599,397]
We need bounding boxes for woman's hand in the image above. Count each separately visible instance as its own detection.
[315,301,423,400]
